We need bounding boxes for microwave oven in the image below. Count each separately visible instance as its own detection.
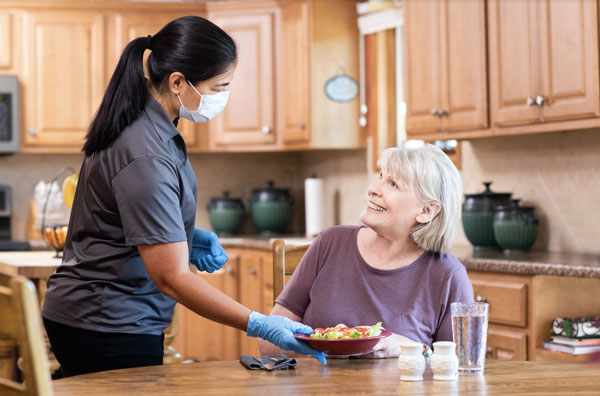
[0,75,19,153]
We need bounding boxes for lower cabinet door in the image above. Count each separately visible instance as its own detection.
[174,258,240,362]
[486,326,527,361]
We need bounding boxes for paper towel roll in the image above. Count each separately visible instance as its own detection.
[305,177,325,237]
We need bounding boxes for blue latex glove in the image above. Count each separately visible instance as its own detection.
[190,227,228,273]
[247,311,327,365]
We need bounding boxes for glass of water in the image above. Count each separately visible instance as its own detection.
[451,302,489,374]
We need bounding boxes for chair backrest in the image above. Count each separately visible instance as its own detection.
[0,277,53,396]
[272,240,311,305]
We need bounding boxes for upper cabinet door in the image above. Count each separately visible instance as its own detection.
[440,0,488,132]
[537,0,600,122]
[22,10,105,150]
[208,9,277,148]
[403,0,441,135]
[488,0,540,127]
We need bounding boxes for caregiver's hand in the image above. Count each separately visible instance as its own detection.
[247,311,327,365]
[190,227,228,273]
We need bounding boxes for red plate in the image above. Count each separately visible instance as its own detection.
[295,329,392,355]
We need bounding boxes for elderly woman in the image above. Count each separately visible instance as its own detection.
[259,144,474,358]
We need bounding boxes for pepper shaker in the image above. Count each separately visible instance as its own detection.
[430,341,458,381]
[397,343,426,381]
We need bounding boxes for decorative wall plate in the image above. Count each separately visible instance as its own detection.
[324,75,359,103]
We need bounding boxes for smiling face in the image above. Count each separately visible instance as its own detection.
[361,169,426,239]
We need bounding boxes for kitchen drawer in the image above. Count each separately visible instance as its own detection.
[486,326,527,361]
[468,272,529,327]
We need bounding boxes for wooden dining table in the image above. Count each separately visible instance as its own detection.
[52,357,600,395]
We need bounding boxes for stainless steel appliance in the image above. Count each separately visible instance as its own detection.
[0,75,19,153]
[0,185,30,251]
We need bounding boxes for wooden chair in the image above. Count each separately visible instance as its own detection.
[272,240,311,305]
[0,276,53,396]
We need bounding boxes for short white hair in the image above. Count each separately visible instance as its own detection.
[377,144,462,253]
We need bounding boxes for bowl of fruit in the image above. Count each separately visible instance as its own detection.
[43,224,68,258]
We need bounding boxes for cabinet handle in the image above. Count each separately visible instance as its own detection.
[535,95,547,106]
[297,123,306,130]
[430,108,440,116]
[224,265,233,274]
[486,347,493,356]
[248,267,257,275]
[262,126,271,135]
[526,97,536,107]
[476,295,487,303]
[28,128,37,136]
[438,109,447,117]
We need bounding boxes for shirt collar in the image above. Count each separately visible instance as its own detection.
[145,95,181,142]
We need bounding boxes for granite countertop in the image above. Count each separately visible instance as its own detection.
[452,245,600,279]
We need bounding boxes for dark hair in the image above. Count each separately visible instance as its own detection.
[83,16,237,156]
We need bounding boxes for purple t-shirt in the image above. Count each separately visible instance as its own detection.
[275,225,474,346]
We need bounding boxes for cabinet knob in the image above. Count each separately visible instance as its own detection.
[526,97,536,107]
[224,265,233,274]
[430,108,440,116]
[248,267,257,275]
[438,109,447,117]
[535,95,547,106]
[297,123,306,130]
[28,128,37,136]
[475,295,487,303]
[262,126,271,135]
[486,347,493,356]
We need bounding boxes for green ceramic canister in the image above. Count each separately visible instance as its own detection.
[462,182,512,250]
[493,200,539,251]
[249,181,294,234]
[206,191,245,235]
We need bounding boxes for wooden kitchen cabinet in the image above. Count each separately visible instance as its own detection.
[20,9,106,152]
[206,5,278,150]
[403,0,487,139]
[488,0,600,128]
[173,248,274,361]
[468,271,600,362]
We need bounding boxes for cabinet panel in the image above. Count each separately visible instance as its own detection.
[487,326,527,361]
[209,10,276,147]
[280,1,310,145]
[403,0,440,135]
[488,0,540,127]
[238,253,263,356]
[538,0,599,122]
[178,261,240,362]
[22,10,105,149]
[0,13,12,69]
[441,0,487,131]
[469,272,528,328]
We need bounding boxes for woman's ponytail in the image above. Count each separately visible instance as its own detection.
[82,37,149,156]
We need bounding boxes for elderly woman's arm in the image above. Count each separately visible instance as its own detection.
[258,303,304,356]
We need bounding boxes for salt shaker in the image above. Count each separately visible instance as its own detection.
[430,341,458,381]
[397,343,426,381]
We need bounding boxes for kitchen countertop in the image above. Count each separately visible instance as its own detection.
[452,245,600,278]
[2,241,599,279]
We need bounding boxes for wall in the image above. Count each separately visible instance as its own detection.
[458,130,600,255]
[2,129,599,255]
[0,149,370,241]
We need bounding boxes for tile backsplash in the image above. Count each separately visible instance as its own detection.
[1,129,599,255]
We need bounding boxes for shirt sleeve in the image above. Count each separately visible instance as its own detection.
[434,265,474,342]
[274,235,323,319]
[112,156,188,246]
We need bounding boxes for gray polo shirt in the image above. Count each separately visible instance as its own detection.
[42,96,197,335]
